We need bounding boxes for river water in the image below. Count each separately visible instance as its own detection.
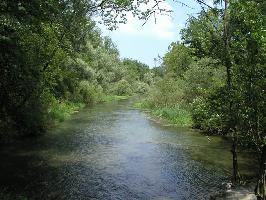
[0,99,255,199]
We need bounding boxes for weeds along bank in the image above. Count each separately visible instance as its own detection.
[137,57,226,130]
[47,95,129,125]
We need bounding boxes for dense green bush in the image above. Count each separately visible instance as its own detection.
[77,81,104,105]
[146,78,184,108]
[109,79,133,96]
[183,57,226,103]
[47,97,85,123]
[133,82,149,94]
[190,96,226,134]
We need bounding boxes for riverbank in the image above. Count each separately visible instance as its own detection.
[0,95,130,144]
[49,95,130,124]
[134,101,192,127]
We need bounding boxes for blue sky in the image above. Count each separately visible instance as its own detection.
[99,0,210,67]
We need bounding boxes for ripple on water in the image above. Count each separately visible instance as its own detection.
[0,100,255,200]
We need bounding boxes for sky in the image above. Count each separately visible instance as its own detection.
[99,0,211,67]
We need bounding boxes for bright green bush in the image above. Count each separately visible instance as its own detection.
[146,78,184,108]
[133,82,149,94]
[77,81,104,105]
[183,57,226,103]
[47,97,85,123]
[109,79,133,96]
[47,94,85,122]
[190,89,228,134]
[135,101,191,127]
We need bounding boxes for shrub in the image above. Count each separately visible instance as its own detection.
[77,81,104,104]
[47,97,84,123]
[109,79,132,96]
[191,91,228,134]
[133,82,149,94]
[146,78,184,108]
[183,57,226,103]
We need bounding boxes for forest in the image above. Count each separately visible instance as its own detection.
[0,0,266,199]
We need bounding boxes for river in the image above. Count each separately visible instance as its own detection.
[0,99,255,199]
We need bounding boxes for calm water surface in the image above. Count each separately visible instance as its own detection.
[0,99,254,199]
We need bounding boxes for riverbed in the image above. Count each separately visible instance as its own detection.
[0,99,256,199]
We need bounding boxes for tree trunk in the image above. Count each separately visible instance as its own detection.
[231,132,240,184]
[256,145,266,199]
[223,0,240,184]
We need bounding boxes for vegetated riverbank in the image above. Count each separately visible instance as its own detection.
[49,95,129,124]
[0,95,130,144]
[134,101,192,127]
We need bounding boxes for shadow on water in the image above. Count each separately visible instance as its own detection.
[0,99,258,199]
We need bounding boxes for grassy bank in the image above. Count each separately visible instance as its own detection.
[102,95,130,102]
[135,101,192,127]
[48,100,86,123]
[48,95,130,124]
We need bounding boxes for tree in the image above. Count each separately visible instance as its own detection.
[228,0,266,197]
[162,42,194,78]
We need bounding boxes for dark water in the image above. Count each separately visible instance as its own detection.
[0,99,255,199]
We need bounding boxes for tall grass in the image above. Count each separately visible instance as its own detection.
[135,101,192,127]
[151,106,192,127]
[48,100,85,123]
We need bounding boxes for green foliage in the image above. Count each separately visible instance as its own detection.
[143,0,266,149]
[48,98,85,123]
[146,78,184,108]
[136,100,191,127]
[109,79,133,96]
[151,106,192,127]
[163,42,194,78]
[228,0,266,148]
[183,57,226,103]
[0,0,153,137]
[122,59,150,82]
[133,82,150,94]
[102,95,129,102]
[191,92,228,134]
[181,9,224,59]
[76,81,104,105]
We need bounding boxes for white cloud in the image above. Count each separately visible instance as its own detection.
[99,0,175,40]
